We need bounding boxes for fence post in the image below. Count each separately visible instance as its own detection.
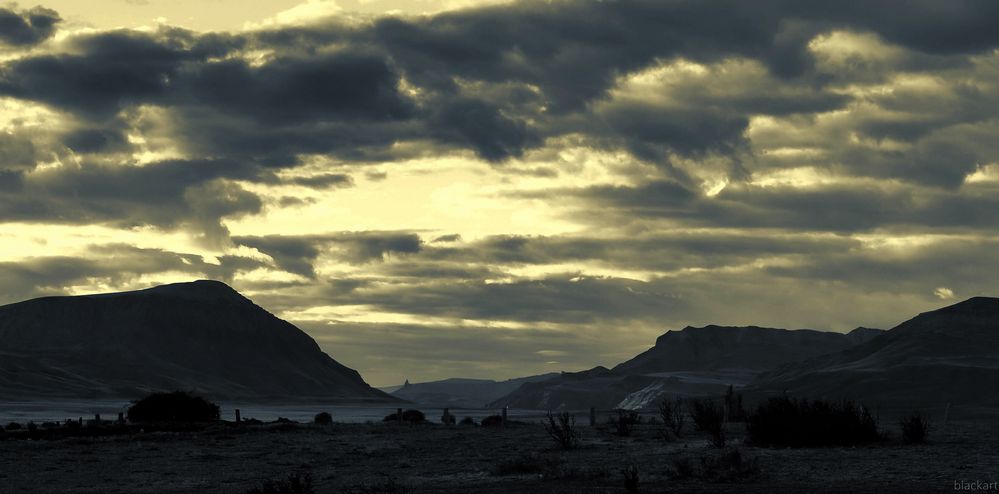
[95,413,101,425]
[235,409,241,423]
[397,408,403,424]
[118,412,125,424]
[590,407,596,427]
[501,406,508,428]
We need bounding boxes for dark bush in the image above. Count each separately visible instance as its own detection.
[5,422,21,431]
[126,391,220,423]
[381,409,425,424]
[724,385,747,422]
[440,411,455,425]
[658,397,685,439]
[900,412,929,444]
[246,473,314,494]
[698,448,760,482]
[613,409,639,437]
[349,476,411,494]
[314,412,333,425]
[64,419,81,430]
[623,464,639,494]
[480,415,503,427]
[543,411,579,450]
[689,399,726,447]
[669,456,695,479]
[459,416,475,426]
[746,397,882,447]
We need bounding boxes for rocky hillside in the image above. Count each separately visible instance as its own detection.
[0,280,396,402]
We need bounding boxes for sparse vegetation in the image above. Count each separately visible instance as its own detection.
[381,409,425,424]
[126,391,220,423]
[724,385,746,422]
[613,409,639,437]
[622,463,640,493]
[900,411,930,444]
[658,397,685,439]
[480,414,503,427]
[543,410,579,450]
[246,473,314,494]
[746,396,882,447]
[668,448,759,482]
[5,422,21,431]
[313,412,333,425]
[689,398,726,447]
[458,416,475,426]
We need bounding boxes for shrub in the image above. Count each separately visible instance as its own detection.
[127,391,220,423]
[622,464,639,494]
[746,397,882,447]
[349,476,411,494]
[459,416,476,426]
[613,410,639,437]
[689,399,726,447]
[313,412,333,425]
[698,447,760,482]
[5,422,21,431]
[381,409,425,424]
[440,411,456,425]
[668,456,695,479]
[246,473,314,494]
[658,397,685,439]
[480,415,503,427]
[724,385,746,422]
[900,412,929,444]
[543,411,579,450]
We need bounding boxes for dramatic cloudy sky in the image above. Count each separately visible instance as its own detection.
[2,0,998,386]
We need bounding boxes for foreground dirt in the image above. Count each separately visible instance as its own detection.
[0,420,995,493]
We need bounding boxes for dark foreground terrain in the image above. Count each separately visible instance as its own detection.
[0,418,995,493]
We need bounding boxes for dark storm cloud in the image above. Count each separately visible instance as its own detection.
[0,159,264,244]
[0,5,60,47]
[233,231,423,277]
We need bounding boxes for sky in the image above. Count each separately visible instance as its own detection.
[1,0,998,386]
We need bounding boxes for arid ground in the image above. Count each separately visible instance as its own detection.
[1,417,996,493]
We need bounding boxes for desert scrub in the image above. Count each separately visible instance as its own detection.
[543,410,580,450]
[689,399,726,447]
[900,411,930,444]
[658,397,685,440]
[381,409,425,424]
[746,396,882,447]
[622,463,640,493]
[612,409,639,437]
[314,412,333,425]
[668,448,760,482]
[480,414,503,427]
[127,391,220,423]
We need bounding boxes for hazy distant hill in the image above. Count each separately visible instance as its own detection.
[492,325,883,410]
[389,373,560,407]
[0,280,396,402]
[750,297,999,407]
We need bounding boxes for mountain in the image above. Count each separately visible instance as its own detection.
[389,373,560,407]
[750,297,999,408]
[0,280,396,402]
[613,325,880,375]
[492,325,883,411]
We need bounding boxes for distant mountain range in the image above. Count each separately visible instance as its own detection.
[0,280,395,402]
[749,296,999,408]
[490,297,999,411]
[490,325,884,410]
[386,374,560,407]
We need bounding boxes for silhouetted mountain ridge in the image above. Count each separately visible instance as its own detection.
[0,280,395,402]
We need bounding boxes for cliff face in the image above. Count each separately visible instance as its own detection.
[0,280,395,402]
[750,297,999,406]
